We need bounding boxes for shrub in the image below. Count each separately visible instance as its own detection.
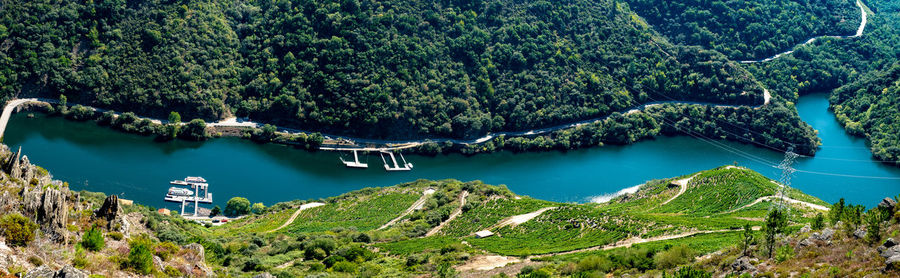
[308,262,325,271]
[210,206,221,217]
[654,244,696,269]
[155,241,180,260]
[812,213,825,230]
[775,244,794,263]
[251,203,266,214]
[163,265,181,277]
[126,235,155,275]
[108,231,124,241]
[27,255,43,266]
[332,261,357,273]
[0,213,38,247]
[81,225,105,251]
[224,197,251,217]
[577,255,612,272]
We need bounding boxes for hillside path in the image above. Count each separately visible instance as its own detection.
[660,174,699,206]
[425,190,469,237]
[269,202,325,233]
[485,207,557,232]
[378,188,435,230]
[724,195,829,214]
[526,227,759,259]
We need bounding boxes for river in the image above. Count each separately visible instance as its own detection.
[3,93,897,209]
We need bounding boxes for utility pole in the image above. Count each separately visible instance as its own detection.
[776,146,799,209]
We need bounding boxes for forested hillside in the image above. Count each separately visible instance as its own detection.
[744,0,900,164]
[623,0,860,60]
[831,64,900,165]
[0,0,765,140]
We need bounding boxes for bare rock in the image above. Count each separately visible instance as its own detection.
[885,238,897,248]
[882,245,900,259]
[24,265,87,278]
[799,224,811,234]
[853,227,867,239]
[153,256,165,272]
[184,243,206,262]
[23,187,69,242]
[730,256,756,273]
[95,195,120,223]
[879,197,897,210]
[811,228,834,241]
[887,255,900,271]
[24,266,55,278]
[55,265,88,278]
[253,273,276,278]
[798,238,814,247]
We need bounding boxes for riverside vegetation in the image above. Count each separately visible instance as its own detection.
[0,0,835,158]
[2,145,899,277]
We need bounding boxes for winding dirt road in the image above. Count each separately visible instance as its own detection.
[268,202,325,233]
[377,188,435,230]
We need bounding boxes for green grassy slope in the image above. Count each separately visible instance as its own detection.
[169,166,830,276]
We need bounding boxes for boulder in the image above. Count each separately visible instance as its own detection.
[55,265,88,278]
[879,197,897,210]
[799,224,811,234]
[730,256,756,273]
[153,256,165,272]
[882,245,900,259]
[184,243,206,262]
[853,227,867,239]
[24,266,56,278]
[253,273,276,278]
[885,238,897,248]
[798,238,814,248]
[812,228,834,241]
[887,255,900,271]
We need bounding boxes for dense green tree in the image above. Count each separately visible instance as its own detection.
[224,197,251,217]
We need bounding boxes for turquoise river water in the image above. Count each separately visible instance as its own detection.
[4,93,898,209]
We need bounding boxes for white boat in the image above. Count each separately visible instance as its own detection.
[167,187,194,196]
[185,176,207,183]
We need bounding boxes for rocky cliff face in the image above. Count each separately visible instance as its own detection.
[2,145,70,243]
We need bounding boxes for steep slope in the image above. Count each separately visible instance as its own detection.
[830,64,900,165]
[0,0,764,140]
[623,0,861,60]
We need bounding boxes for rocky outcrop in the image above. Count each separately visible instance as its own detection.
[23,187,69,243]
[853,227,867,239]
[183,243,212,277]
[24,265,87,278]
[810,228,834,241]
[253,273,276,278]
[880,197,897,210]
[730,256,756,274]
[93,195,129,234]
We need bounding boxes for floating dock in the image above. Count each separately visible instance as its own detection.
[380,151,413,171]
[340,150,368,168]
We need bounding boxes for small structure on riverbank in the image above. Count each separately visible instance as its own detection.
[340,150,368,168]
[380,151,413,171]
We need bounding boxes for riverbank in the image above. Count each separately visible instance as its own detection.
[3,85,817,161]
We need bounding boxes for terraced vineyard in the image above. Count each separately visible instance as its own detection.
[467,206,647,256]
[651,167,778,216]
[282,190,421,234]
[440,197,556,236]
